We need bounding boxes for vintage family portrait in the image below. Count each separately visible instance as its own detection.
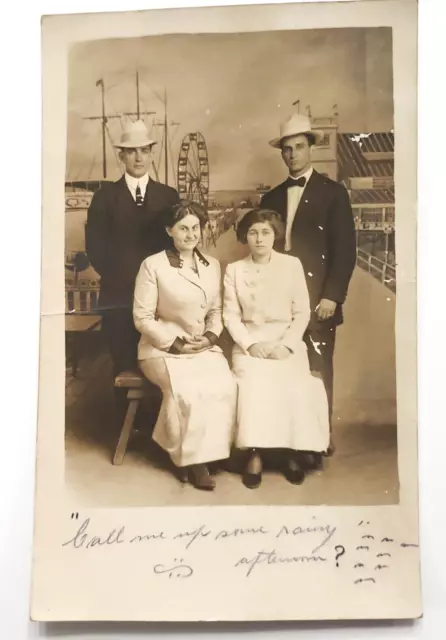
[33,0,420,623]
[65,23,397,507]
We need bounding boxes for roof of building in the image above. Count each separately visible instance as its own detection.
[349,187,395,205]
[337,132,394,180]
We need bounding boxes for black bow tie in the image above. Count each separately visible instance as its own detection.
[286,176,306,188]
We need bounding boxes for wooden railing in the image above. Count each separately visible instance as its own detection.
[65,285,100,314]
[356,248,396,292]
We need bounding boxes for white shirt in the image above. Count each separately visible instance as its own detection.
[125,172,150,201]
[285,166,313,252]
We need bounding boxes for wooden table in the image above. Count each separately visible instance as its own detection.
[65,314,102,377]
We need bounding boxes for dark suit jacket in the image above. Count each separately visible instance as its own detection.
[260,170,356,330]
[86,175,180,309]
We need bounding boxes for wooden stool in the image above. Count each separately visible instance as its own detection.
[112,371,147,465]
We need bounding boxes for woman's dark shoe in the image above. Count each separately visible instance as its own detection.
[242,470,262,489]
[188,464,215,491]
[301,452,323,472]
[242,451,262,489]
[284,457,305,485]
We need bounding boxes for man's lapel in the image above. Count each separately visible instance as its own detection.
[294,170,318,215]
[291,170,325,228]
[143,179,163,213]
[114,174,137,215]
[276,180,289,221]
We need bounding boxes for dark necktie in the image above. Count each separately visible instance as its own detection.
[135,183,144,206]
[286,176,306,188]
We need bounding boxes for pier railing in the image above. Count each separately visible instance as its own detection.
[356,248,396,292]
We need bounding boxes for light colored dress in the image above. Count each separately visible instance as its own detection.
[223,250,329,452]
[133,250,237,467]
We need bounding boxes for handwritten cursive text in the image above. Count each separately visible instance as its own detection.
[235,549,327,577]
[62,518,126,549]
[276,523,336,553]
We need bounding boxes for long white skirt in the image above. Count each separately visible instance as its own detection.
[139,351,237,467]
[232,343,329,452]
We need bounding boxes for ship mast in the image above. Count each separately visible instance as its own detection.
[153,89,179,186]
[95,79,107,178]
[164,89,168,185]
[83,74,156,180]
[136,70,140,119]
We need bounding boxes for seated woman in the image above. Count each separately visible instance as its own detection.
[133,201,237,491]
[223,208,329,489]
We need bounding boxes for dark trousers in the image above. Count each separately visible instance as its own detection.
[101,307,140,378]
[101,307,161,434]
[304,325,336,431]
[101,307,140,431]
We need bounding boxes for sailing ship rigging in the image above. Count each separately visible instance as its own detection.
[66,71,211,214]
[65,71,217,286]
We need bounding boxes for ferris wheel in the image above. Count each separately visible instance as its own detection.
[177,132,210,211]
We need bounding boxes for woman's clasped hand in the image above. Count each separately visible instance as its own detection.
[179,335,212,354]
[248,342,292,359]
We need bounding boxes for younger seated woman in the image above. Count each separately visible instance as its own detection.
[223,208,329,488]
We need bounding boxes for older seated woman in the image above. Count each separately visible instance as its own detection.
[133,201,237,491]
[223,208,330,489]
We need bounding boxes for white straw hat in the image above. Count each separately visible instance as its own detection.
[269,113,324,148]
[114,119,157,149]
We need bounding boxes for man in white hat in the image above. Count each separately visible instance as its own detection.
[261,113,356,459]
[86,119,180,395]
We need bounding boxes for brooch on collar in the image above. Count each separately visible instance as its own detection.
[195,249,210,267]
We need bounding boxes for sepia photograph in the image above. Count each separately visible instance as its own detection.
[64,25,398,508]
[30,0,421,623]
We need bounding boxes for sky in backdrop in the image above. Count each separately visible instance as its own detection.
[67,27,393,190]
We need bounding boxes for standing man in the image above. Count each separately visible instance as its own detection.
[86,119,180,382]
[261,114,356,457]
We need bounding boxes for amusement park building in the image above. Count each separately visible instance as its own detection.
[310,115,394,230]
